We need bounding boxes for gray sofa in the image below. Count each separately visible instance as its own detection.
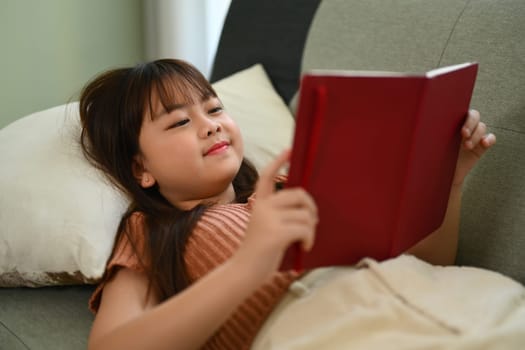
[1,0,523,349]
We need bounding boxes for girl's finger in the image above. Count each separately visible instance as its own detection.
[465,121,487,149]
[256,149,291,198]
[272,188,318,216]
[277,207,319,226]
[481,133,497,148]
[471,133,496,158]
[281,224,316,252]
[462,109,481,138]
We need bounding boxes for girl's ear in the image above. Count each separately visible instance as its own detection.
[132,156,156,188]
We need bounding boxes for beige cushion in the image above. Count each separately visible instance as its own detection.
[0,64,294,286]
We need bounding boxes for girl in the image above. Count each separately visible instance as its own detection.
[79,59,496,350]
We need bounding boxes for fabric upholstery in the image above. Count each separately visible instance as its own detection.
[459,129,525,280]
[300,0,525,283]
[210,0,321,103]
[0,104,129,287]
[441,1,525,280]
[0,64,294,288]
[252,255,525,349]
[0,63,295,348]
[0,285,95,349]
[2,1,524,349]
[214,0,525,283]
[0,325,27,350]
[302,0,468,73]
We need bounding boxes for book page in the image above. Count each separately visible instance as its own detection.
[426,62,475,78]
[305,69,417,78]
[305,62,475,79]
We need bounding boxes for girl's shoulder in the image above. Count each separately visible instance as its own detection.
[88,211,148,313]
[112,211,149,265]
[127,210,146,224]
[121,211,147,241]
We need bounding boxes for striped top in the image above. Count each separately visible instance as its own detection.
[89,190,298,349]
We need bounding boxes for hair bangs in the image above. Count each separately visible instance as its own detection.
[145,60,217,121]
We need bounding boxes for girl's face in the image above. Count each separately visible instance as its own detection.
[135,88,244,209]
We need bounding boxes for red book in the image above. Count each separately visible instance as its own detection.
[280,62,479,271]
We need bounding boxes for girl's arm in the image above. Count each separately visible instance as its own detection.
[88,150,317,350]
[89,254,266,350]
[405,183,462,265]
[406,110,496,265]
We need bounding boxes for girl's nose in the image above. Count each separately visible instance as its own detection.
[206,124,221,136]
[200,117,222,138]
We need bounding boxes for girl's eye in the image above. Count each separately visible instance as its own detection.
[209,106,223,115]
[167,118,189,129]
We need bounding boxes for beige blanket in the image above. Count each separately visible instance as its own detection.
[252,255,525,349]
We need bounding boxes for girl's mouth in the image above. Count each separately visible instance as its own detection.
[204,141,230,156]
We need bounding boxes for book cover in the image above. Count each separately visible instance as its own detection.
[280,62,479,271]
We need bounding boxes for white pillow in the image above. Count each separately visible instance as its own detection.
[0,64,294,287]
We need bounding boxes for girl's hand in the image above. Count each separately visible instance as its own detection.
[453,109,496,186]
[235,150,318,280]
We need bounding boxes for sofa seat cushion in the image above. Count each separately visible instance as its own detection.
[0,285,95,349]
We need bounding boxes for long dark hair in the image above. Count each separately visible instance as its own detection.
[79,59,258,301]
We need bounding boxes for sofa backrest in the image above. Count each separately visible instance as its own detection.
[302,0,525,284]
[213,0,525,284]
